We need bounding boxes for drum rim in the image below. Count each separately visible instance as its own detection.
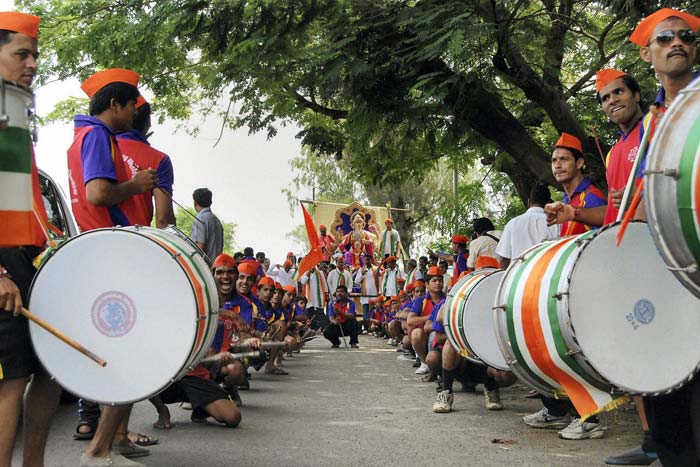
[444,270,489,358]
[27,228,204,404]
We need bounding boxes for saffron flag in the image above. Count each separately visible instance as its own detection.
[0,126,50,248]
[297,202,324,278]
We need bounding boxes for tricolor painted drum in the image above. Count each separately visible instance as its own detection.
[494,222,700,418]
[443,269,509,371]
[28,226,219,404]
[644,75,700,298]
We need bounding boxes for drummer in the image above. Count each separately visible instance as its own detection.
[0,11,63,467]
[626,8,700,466]
[67,69,158,466]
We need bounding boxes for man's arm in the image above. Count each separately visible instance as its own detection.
[407,312,428,327]
[153,188,175,228]
[0,271,22,316]
[544,202,605,227]
[85,170,157,207]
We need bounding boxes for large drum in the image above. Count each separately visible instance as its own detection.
[495,222,700,400]
[644,75,700,298]
[443,269,508,370]
[29,226,219,404]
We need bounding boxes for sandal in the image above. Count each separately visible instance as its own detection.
[73,421,96,440]
[128,432,159,447]
[113,441,150,458]
[265,367,288,375]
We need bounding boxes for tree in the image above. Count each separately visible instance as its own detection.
[173,207,237,255]
[23,0,693,202]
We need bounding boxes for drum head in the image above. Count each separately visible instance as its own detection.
[463,270,508,370]
[569,222,700,394]
[29,229,201,404]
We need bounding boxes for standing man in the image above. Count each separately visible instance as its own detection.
[354,252,379,333]
[430,235,469,286]
[497,183,559,269]
[300,264,329,330]
[466,217,501,269]
[627,9,700,466]
[117,99,175,228]
[0,12,63,467]
[380,256,405,298]
[68,68,157,466]
[318,224,336,263]
[326,254,353,297]
[323,285,359,348]
[266,259,296,287]
[438,260,452,293]
[378,218,402,259]
[191,187,223,264]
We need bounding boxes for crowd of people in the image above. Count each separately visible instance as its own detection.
[0,6,699,467]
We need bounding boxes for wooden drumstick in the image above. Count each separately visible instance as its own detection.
[21,307,107,367]
[228,341,286,352]
[201,351,261,365]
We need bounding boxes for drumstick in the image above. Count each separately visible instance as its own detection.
[228,341,287,352]
[616,116,654,222]
[200,351,261,365]
[21,307,107,367]
[616,179,644,247]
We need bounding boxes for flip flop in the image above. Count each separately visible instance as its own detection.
[128,432,159,446]
[73,422,96,440]
[265,367,288,375]
[113,441,150,458]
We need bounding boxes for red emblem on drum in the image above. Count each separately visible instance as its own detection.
[91,291,137,337]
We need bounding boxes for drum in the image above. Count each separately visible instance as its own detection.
[443,269,508,370]
[494,222,700,400]
[28,226,219,404]
[644,75,700,298]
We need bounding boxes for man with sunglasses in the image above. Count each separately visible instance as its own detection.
[628,8,700,466]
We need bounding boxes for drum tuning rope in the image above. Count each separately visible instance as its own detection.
[642,168,678,178]
[665,263,699,273]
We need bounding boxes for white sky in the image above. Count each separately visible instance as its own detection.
[7,0,309,265]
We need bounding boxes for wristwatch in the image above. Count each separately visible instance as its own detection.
[0,266,10,279]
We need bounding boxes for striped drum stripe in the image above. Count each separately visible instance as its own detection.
[677,114,700,261]
[444,272,484,353]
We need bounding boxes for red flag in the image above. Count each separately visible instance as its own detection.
[297,202,323,278]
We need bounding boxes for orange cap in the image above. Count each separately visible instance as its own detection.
[0,12,39,39]
[376,295,385,302]
[385,218,393,224]
[135,95,147,108]
[630,8,700,46]
[427,266,441,276]
[595,69,628,94]
[81,68,140,98]
[283,285,297,295]
[475,256,501,270]
[385,255,398,263]
[257,276,275,288]
[212,254,236,269]
[554,132,583,154]
[414,279,426,286]
[274,281,283,289]
[283,260,293,268]
[405,283,415,292]
[451,235,468,244]
[237,261,258,276]
[320,224,327,229]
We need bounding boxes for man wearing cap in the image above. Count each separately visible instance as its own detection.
[191,188,223,264]
[324,284,359,348]
[0,11,64,467]
[117,99,175,228]
[326,255,353,297]
[408,267,445,376]
[379,256,405,298]
[67,68,158,466]
[378,218,403,259]
[300,264,330,330]
[546,132,607,236]
[319,225,337,263]
[627,8,700,466]
[354,252,379,333]
[266,259,296,287]
[430,235,469,286]
[497,183,560,269]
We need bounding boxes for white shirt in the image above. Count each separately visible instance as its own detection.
[354,266,379,305]
[300,268,329,309]
[467,230,502,268]
[380,267,405,297]
[442,272,452,293]
[266,265,297,287]
[327,268,354,296]
[495,207,560,260]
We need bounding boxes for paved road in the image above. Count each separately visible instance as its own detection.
[14,335,641,466]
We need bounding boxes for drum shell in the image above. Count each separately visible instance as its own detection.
[28,227,219,404]
[443,269,509,370]
[0,80,33,129]
[644,76,700,297]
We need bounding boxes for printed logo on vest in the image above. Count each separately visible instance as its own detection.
[91,291,137,337]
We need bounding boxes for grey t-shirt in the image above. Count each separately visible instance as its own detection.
[190,207,223,264]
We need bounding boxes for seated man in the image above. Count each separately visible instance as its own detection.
[323,285,359,348]
[423,296,447,383]
[408,270,444,376]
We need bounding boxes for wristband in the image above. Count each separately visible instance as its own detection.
[0,267,11,279]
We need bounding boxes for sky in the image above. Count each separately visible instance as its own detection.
[8,0,310,264]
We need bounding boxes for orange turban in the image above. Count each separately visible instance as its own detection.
[451,235,468,244]
[630,8,700,47]
[257,276,275,288]
[212,254,236,269]
[405,283,415,292]
[237,261,258,276]
[427,266,442,277]
[475,256,501,270]
[0,12,39,39]
[595,69,628,94]
[554,132,583,154]
[81,68,140,98]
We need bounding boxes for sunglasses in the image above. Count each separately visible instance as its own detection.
[651,29,697,46]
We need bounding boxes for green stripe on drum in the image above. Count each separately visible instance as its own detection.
[0,127,32,173]
[456,274,484,356]
[506,243,554,391]
[677,114,700,262]
[545,232,611,392]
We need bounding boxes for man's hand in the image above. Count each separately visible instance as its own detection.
[544,201,575,225]
[330,317,338,325]
[0,275,22,317]
[611,188,624,209]
[216,351,234,365]
[132,169,158,194]
[244,337,262,350]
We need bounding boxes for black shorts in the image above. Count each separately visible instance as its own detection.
[159,376,228,417]
[0,247,41,381]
